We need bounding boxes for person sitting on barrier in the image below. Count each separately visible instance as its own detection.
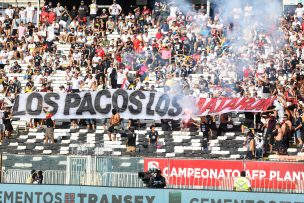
[108,109,120,141]
[37,170,43,184]
[233,171,252,192]
[27,169,36,184]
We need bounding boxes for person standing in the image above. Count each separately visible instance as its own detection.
[0,105,4,143]
[43,107,55,144]
[293,110,303,146]
[234,171,252,192]
[148,125,158,147]
[3,107,13,138]
[54,2,64,22]
[109,0,122,29]
[126,127,137,153]
[108,109,120,141]
[89,0,98,23]
[25,2,35,23]
[78,1,88,25]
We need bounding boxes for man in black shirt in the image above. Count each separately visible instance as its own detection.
[242,112,255,135]
[12,61,21,73]
[126,127,137,153]
[27,22,35,36]
[78,1,88,25]
[34,52,42,67]
[148,125,158,146]
[69,6,78,20]
[43,107,55,144]
[149,169,166,188]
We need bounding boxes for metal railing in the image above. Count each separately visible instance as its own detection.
[1,169,304,193]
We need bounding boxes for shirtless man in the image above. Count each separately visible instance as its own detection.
[274,123,283,154]
[108,109,120,141]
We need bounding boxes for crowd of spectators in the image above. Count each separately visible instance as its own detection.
[0,1,303,158]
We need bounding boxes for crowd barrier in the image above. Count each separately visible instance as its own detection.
[0,184,302,203]
[2,155,304,194]
[1,169,304,194]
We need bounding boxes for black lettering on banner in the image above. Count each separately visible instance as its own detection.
[12,95,26,116]
[78,193,87,203]
[211,199,222,203]
[124,195,132,203]
[245,200,255,203]
[224,199,232,203]
[112,89,128,113]
[135,196,144,203]
[76,93,96,115]
[128,91,145,114]
[155,94,170,117]
[64,94,81,115]
[26,93,43,115]
[168,95,183,116]
[55,193,62,203]
[35,192,43,202]
[100,194,109,203]
[190,198,199,203]
[15,192,23,203]
[44,93,60,114]
[88,194,98,203]
[43,192,53,203]
[146,196,155,203]
[112,195,122,203]
[147,92,155,116]
[201,199,209,203]
[257,201,265,203]
[95,90,112,114]
[4,191,13,201]
[25,192,33,202]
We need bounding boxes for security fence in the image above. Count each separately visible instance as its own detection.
[1,155,304,194]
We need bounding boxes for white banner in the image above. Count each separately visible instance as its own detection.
[12,90,274,119]
[12,90,193,119]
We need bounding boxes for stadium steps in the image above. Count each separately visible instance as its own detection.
[4,115,301,161]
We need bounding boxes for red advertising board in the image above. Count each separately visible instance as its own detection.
[144,158,304,190]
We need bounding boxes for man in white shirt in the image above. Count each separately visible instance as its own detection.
[0,13,5,23]
[19,7,26,22]
[117,69,125,87]
[89,0,98,21]
[71,74,82,93]
[109,0,122,28]
[92,54,101,69]
[109,0,122,16]
[46,23,55,42]
[25,2,35,23]
[5,5,14,19]
[295,3,304,22]
[54,2,64,22]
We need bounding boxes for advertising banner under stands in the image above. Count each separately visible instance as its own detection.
[144,158,304,191]
[0,184,302,203]
[12,90,274,119]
